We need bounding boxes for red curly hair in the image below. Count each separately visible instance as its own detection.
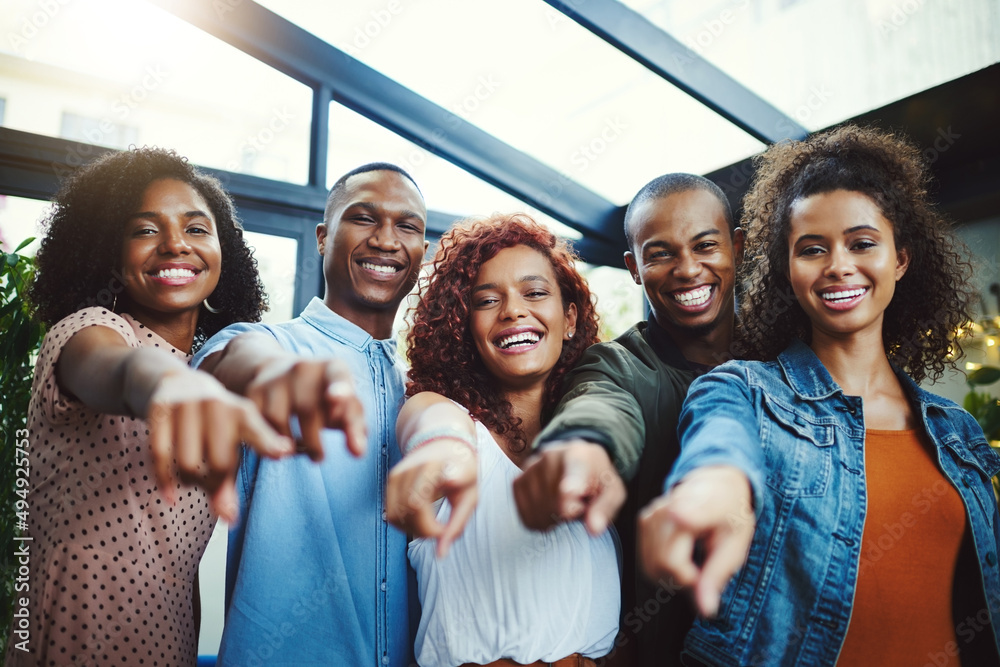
[405,213,601,450]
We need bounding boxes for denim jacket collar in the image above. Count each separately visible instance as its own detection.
[777,339,955,413]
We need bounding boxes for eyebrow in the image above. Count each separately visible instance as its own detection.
[129,210,209,221]
[472,275,552,294]
[792,224,880,245]
[642,228,721,252]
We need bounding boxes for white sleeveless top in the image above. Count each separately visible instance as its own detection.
[408,420,621,667]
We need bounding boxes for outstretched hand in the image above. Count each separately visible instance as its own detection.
[386,439,478,558]
[148,369,294,523]
[513,440,625,535]
[244,357,368,461]
[638,465,755,617]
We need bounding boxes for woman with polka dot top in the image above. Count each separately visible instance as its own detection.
[5,148,293,667]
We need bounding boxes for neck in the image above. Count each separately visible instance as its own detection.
[323,294,398,340]
[659,312,736,368]
[809,326,896,398]
[126,307,198,353]
[496,383,547,467]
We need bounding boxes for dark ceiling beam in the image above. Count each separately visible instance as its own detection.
[145,0,625,258]
[544,0,808,144]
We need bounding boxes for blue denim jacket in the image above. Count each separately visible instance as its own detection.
[667,339,1000,667]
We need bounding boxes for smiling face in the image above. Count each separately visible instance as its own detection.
[787,189,909,344]
[119,178,222,327]
[624,188,742,340]
[317,170,428,338]
[469,245,578,393]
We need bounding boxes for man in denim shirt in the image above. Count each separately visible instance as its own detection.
[193,163,428,666]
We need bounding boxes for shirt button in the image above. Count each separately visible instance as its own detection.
[381,582,387,591]
[382,446,387,456]
[381,510,387,521]
[382,657,389,665]
[987,552,997,567]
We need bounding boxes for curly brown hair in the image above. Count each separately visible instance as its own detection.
[738,124,975,382]
[30,147,267,349]
[405,213,601,450]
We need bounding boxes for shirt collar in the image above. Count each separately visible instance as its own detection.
[644,315,710,374]
[299,297,399,358]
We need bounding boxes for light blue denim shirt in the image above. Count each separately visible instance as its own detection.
[667,339,1000,667]
[192,298,411,666]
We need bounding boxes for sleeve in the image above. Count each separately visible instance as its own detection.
[190,321,277,370]
[665,363,767,517]
[535,342,648,481]
[33,307,140,426]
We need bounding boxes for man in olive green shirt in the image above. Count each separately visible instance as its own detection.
[514,173,744,666]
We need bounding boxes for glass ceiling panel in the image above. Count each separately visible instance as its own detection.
[328,101,581,240]
[258,0,765,205]
[621,0,1000,131]
[0,0,312,184]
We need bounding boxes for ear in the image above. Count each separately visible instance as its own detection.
[731,227,746,268]
[624,251,641,285]
[895,246,910,281]
[316,222,328,256]
[563,302,579,341]
[423,239,430,255]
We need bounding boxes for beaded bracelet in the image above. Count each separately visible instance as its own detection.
[403,426,477,456]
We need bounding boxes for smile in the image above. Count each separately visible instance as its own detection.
[821,287,869,303]
[153,268,197,279]
[495,330,542,350]
[360,261,400,275]
[672,285,712,307]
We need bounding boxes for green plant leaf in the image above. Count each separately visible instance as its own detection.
[967,366,1000,386]
[13,237,35,253]
[4,254,17,268]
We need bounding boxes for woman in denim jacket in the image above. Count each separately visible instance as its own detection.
[639,125,1000,666]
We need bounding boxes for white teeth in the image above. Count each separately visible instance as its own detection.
[497,332,541,349]
[822,288,867,301]
[155,268,196,278]
[673,286,711,306]
[361,262,399,274]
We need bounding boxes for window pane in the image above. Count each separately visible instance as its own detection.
[328,101,582,240]
[621,0,1000,131]
[261,0,764,204]
[0,194,47,255]
[0,0,312,183]
[243,231,297,325]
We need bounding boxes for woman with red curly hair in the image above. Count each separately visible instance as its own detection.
[386,214,619,666]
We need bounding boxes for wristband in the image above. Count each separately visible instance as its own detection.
[403,426,476,456]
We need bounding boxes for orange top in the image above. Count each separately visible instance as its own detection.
[837,430,967,666]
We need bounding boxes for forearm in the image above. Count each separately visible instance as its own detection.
[397,393,476,455]
[199,332,292,395]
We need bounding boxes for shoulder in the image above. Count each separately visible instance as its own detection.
[42,307,137,353]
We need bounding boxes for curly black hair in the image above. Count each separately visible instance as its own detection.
[405,214,601,451]
[738,124,975,383]
[30,147,266,347]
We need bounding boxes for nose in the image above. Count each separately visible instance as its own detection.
[368,222,401,251]
[673,250,701,280]
[159,225,191,255]
[824,246,855,279]
[499,294,528,321]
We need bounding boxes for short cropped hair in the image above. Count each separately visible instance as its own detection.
[623,173,735,251]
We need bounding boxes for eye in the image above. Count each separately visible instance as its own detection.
[131,226,157,237]
[526,290,549,299]
[648,250,671,260]
[695,241,718,252]
[474,296,499,308]
[398,220,422,233]
[798,245,825,257]
[852,239,877,251]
